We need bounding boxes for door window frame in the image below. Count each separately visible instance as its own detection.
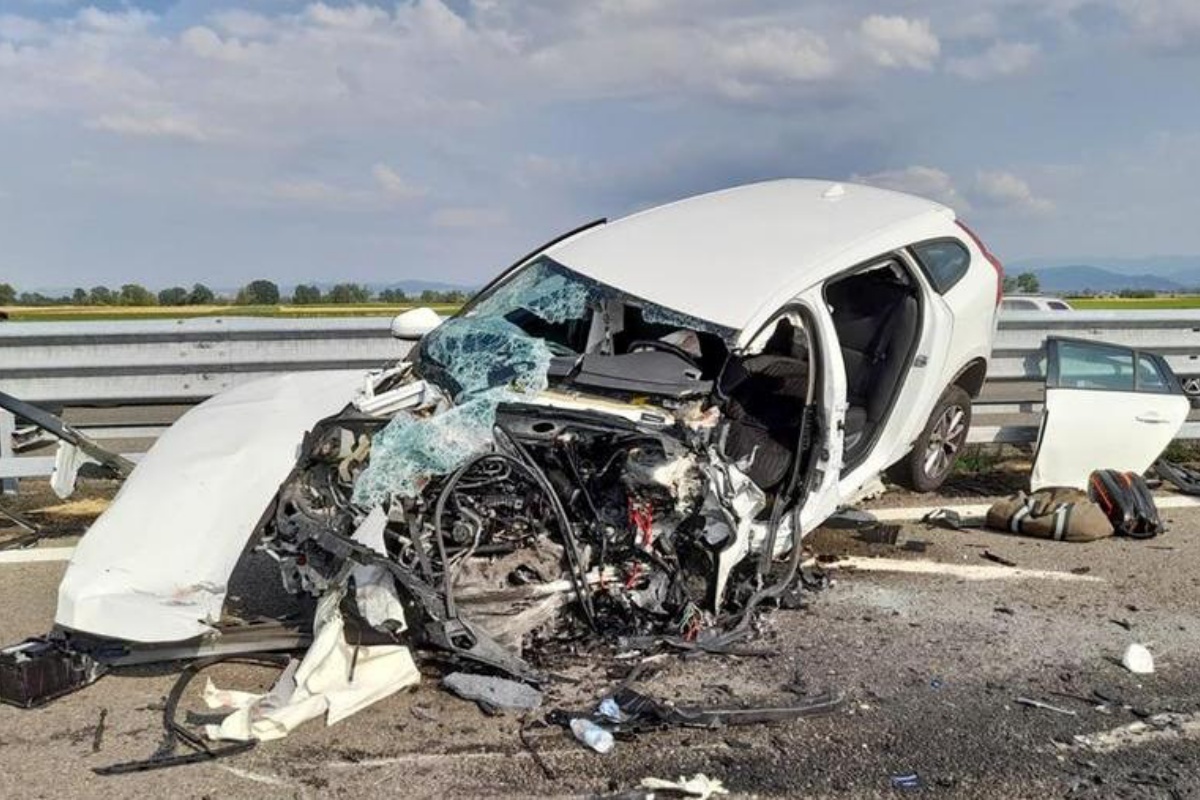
[1046,336,1183,395]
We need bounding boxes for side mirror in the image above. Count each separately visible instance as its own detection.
[390,307,442,341]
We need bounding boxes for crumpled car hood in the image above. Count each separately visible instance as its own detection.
[55,370,368,643]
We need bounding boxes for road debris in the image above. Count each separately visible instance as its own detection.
[1065,711,1200,754]
[1016,696,1078,716]
[982,550,1018,568]
[1121,643,1155,675]
[91,707,108,753]
[640,773,729,798]
[443,672,543,713]
[570,717,615,754]
[890,772,922,791]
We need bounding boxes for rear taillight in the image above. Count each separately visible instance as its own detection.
[956,220,1004,306]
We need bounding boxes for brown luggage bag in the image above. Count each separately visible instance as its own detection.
[986,488,1113,542]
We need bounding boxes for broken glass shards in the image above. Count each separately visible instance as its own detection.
[422,315,554,400]
[640,302,736,343]
[352,316,553,507]
[467,258,598,326]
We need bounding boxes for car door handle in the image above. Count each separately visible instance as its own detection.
[1136,412,1172,424]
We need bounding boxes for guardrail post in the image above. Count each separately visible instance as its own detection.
[0,410,16,495]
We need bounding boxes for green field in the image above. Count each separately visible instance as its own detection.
[7,295,1200,320]
[1066,295,1200,310]
[0,303,464,322]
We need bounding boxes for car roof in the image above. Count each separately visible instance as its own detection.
[546,178,954,330]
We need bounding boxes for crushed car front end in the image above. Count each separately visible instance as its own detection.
[13,254,827,708]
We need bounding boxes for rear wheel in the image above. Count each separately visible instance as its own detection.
[890,385,972,492]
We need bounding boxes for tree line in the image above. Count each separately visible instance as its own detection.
[0,280,469,307]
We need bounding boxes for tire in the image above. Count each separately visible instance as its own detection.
[890,385,972,492]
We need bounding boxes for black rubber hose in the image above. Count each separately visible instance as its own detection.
[493,429,597,628]
[95,654,292,776]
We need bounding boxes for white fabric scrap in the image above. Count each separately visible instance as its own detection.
[640,773,729,798]
[350,507,408,629]
[50,442,99,500]
[204,590,419,742]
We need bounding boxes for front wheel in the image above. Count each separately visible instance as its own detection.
[890,385,972,492]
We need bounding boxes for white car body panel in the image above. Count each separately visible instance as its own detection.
[55,371,367,642]
[549,179,952,331]
[1030,388,1188,490]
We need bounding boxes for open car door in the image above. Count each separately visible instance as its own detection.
[1030,337,1189,490]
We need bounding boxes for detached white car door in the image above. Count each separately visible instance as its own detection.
[1030,337,1189,490]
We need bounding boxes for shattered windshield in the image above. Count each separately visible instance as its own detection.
[418,257,734,398]
[357,258,735,506]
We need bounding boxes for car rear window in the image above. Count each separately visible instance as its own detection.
[1002,299,1038,310]
[911,240,970,294]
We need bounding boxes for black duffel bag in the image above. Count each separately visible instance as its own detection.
[1087,469,1162,539]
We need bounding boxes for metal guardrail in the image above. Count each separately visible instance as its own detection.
[3,309,1200,486]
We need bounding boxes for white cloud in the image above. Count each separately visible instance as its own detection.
[209,10,274,39]
[76,7,155,35]
[180,26,255,63]
[858,15,940,71]
[0,14,47,42]
[305,2,390,31]
[1116,0,1200,52]
[371,164,427,200]
[714,28,834,84]
[947,41,1038,79]
[852,165,968,210]
[87,113,210,143]
[973,170,1054,215]
[431,206,508,229]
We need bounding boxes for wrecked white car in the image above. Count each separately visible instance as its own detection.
[3,179,1010,739]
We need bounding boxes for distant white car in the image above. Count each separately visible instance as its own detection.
[1001,294,1074,312]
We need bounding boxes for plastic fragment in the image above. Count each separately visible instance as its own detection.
[1122,643,1155,674]
[570,717,614,754]
[640,773,730,798]
[442,672,543,712]
[597,696,625,723]
[891,772,922,791]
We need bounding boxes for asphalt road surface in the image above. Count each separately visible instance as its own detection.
[2,482,1200,799]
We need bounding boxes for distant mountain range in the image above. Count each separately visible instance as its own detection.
[1009,257,1200,294]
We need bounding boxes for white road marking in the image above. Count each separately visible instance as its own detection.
[0,547,74,564]
[826,556,1103,582]
[867,493,1200,522]
[2,495,1195,567]
[215,764,307,794]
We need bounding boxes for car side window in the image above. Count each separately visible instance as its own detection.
[1137,354,1171,393]
[1047,301,1070,311]
[1050,340,1175,394]
[911,240,970,293]
[1053,340,1135,391]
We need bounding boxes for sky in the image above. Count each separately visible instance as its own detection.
[0,0,1198,290]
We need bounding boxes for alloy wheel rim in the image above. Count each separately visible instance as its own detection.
[923,405,966,478]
